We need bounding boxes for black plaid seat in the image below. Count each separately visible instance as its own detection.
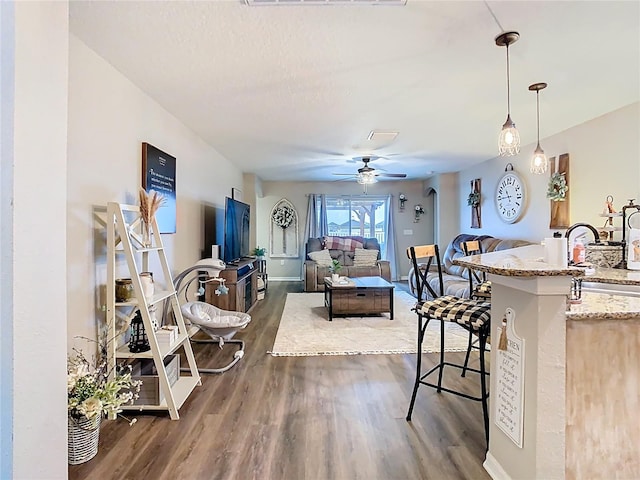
[419,295,490,330]
[475,281,492,295]
[405,244,490,448]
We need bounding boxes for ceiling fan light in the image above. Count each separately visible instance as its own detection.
[530,144,548,174]
[498,115,521,156]
[356,172,377,185]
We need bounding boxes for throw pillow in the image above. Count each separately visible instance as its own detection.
[324,236,365,251]
[353,248,379,267]
[308,249,334,267]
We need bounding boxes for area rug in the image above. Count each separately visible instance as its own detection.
[269,291,471,356]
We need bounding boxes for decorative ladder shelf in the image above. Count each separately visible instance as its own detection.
[106,202,201,420]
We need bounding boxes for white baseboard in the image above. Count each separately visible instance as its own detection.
[483,452,511,480]
[268,277,302,282]
[399,275,408,281]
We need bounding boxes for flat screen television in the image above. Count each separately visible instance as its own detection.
[223,197,251,264]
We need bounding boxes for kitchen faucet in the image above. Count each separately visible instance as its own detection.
[564,223,601,245]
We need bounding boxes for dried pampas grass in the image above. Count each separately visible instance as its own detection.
[139,188,165,227]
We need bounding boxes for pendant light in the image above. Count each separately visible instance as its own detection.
[529,82,548,174]
[495,31,521,156]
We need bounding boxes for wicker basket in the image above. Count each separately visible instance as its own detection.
[68,414,101,465]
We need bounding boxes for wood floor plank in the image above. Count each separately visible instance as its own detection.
[69,281,490,480]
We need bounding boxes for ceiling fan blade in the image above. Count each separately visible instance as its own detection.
[332,177,355,183]
[377,173,407,178]
[332,173,357,176]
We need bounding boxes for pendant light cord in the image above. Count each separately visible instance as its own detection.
[536,90,540,143]
[506,44,511,115]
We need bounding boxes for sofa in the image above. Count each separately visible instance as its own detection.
[303,236,392,292]
[408,233,531,299]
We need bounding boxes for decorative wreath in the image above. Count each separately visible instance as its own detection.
[272,205,295,229]
[547,172,568,201]
[467,191,480,207]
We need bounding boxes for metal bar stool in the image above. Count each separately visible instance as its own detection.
[406,244,491,447]
[460,240,492,377]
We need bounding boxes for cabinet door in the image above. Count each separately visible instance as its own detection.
[236,280,246,313]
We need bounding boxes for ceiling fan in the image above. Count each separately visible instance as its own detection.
[332,156,407,185]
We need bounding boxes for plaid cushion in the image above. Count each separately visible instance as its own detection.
[323,236,364,252]
[475,281,492,294]
[419,295,490,330]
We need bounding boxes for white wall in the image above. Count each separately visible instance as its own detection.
[423,172,460,250]
[13,2,69,478]
[258,180,431,280]
[457,102,640,243]
[0,3,14,477]
[67,36,243,351]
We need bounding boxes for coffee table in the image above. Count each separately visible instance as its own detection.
[323,276,394,321]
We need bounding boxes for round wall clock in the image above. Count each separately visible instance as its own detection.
[495,164,526,223]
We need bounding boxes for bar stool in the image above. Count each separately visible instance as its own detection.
[460,240,491,377]
[461,240,491,300]
[406,244,491,447]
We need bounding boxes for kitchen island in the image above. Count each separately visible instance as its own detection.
[454,245,639,480]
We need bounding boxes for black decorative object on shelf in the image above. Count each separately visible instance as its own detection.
[129,310,150,353]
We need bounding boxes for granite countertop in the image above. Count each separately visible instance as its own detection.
[584,267,640,286]
[567,292,640,320]
[452,244,640,320]
[453,244,584,277]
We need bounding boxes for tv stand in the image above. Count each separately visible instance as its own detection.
[205,257,258,313]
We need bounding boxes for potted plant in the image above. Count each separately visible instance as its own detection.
[252,246,266,260]
[67,339,141,465]
[330,259,342,282]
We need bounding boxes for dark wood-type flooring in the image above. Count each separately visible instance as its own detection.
[70,282,491,480]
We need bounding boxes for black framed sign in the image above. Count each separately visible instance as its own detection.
[142,142,177,233]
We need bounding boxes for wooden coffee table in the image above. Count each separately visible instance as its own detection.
[323,276,394,321]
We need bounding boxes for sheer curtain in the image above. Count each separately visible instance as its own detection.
[384,195,398,281]
[303,194,328,241]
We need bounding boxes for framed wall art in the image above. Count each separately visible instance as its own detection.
[142,142,176,233]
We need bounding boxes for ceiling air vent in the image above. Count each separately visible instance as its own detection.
[367,130,399,143]
[245,0,406,6]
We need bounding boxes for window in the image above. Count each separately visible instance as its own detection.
[317,195,389,256]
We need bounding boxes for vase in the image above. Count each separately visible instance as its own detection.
[140,272,154,303]
[331,273,339,282]
[68,414,101,465]
[142,222,152,248]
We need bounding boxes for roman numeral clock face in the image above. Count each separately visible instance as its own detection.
[495,171,526,223]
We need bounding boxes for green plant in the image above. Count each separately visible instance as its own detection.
[467,191,480,207]
[252,246,266,257]
[68,336,141,424]
[547,172,568,201]
[331,259,342,273]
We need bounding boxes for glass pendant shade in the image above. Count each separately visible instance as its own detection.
[498,114,521,156]
[530,143,547,174]
[495,31,521,157]
[529,82,548,174]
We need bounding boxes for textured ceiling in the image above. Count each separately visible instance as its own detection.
[69,0,640,182]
